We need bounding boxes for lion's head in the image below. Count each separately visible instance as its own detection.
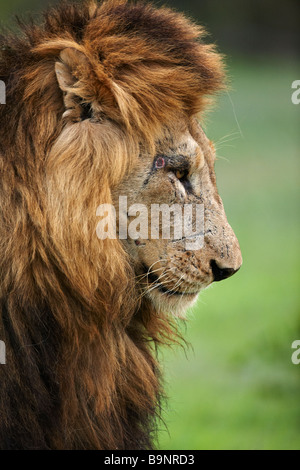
[0,0,241,450]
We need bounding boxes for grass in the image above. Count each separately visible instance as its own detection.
[157,57,300,450]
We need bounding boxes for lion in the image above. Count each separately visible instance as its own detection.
[0,0,242,450]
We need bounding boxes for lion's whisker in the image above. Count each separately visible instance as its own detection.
[215,131,240,145]
[138,269,173,300]
[135,258,169,280]
[135,263,168,281]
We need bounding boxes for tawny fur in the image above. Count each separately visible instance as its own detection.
[0,0,225,449]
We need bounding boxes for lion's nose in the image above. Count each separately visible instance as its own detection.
[210,259,240,282]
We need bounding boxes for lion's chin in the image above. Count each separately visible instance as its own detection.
[147,288,200,318]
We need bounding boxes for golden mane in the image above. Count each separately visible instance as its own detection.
[0,0,225,449]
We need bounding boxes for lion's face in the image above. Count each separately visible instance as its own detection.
[113,118,242,315]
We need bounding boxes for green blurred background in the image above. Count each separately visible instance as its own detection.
[1,0,299,450]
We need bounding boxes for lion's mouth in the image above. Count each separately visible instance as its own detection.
[141,264,199,297]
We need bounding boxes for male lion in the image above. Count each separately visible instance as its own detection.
[0,0,242,449]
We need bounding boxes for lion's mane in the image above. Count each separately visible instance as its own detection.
[0,0,224,449]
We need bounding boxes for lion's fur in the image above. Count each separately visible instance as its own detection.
[0,0,225,449]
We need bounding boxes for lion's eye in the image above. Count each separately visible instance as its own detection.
[175,169,189,181]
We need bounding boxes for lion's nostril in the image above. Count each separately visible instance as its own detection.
[210,259,240,282]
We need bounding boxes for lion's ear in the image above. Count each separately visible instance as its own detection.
[54,46,131,125]
[55,48,95,120]
[55,47,89,92]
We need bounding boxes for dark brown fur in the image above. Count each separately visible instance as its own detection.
[0,0,224,449]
